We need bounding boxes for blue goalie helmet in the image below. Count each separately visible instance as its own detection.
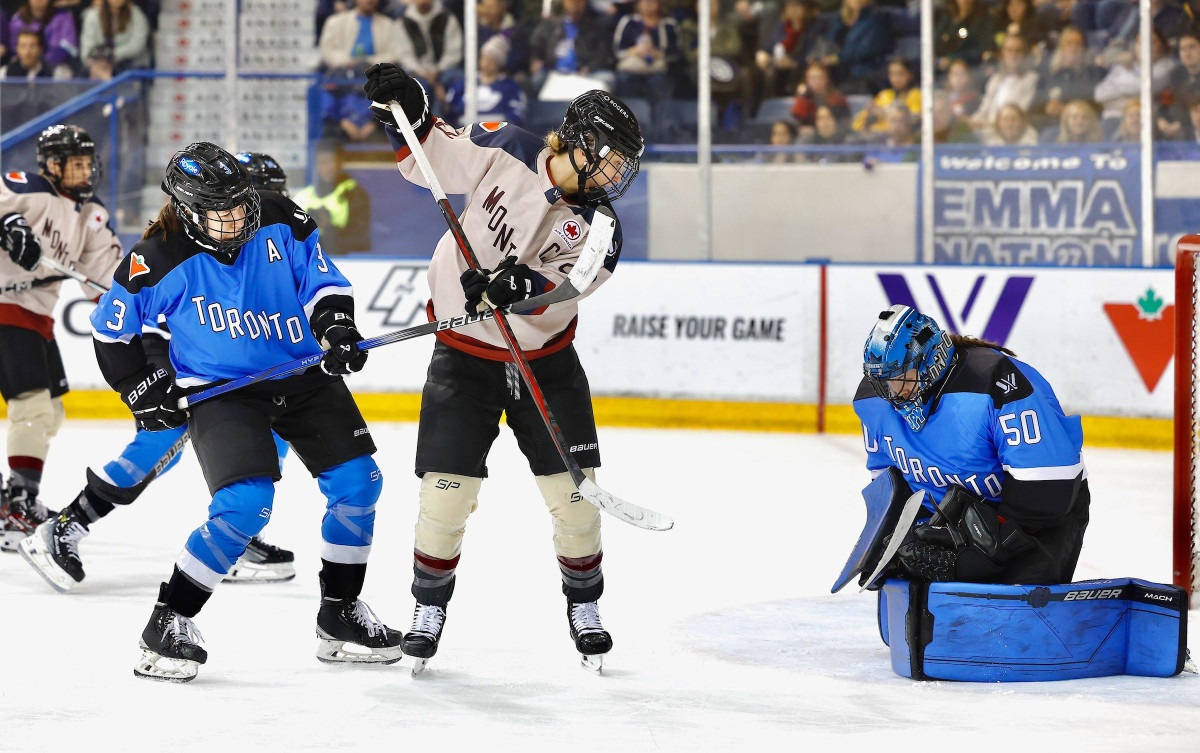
[863,305,956,432]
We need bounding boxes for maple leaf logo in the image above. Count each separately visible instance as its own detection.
[1136,287,1165,321]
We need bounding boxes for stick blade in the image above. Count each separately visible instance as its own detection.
[577,478,674,531]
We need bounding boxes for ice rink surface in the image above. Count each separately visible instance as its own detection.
[2,421,1198,752]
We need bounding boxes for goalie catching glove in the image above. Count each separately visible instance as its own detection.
[311,307,368,376]
[896,485,1037,582]
[118,366,188,432]
[460,256,540,315]
[363,63,432,140]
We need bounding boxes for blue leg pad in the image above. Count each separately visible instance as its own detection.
[318,455,381,565]
[177,477,275,589]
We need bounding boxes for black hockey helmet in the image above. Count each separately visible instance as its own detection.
[37,124,100,203]
[162,142,261,258]
[235,151,289,196]
[556,90,644,205]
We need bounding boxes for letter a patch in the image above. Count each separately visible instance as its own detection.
[129,252,150,279]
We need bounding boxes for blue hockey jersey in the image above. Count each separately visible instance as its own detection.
[853,346,1086,528]
[90,192,353,390]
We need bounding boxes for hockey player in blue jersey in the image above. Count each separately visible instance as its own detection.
[854,304,1089,585]
[90,142,402,682]
[18,152,299,593]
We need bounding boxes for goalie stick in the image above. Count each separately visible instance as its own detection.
[388,102,673,532]
[180,244,605,408]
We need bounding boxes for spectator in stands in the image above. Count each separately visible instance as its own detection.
[318,0,401,71]
[293,141,373,256]
[1177,96,1200,141]
[862,103,917,163]
[85,46,113,80]
[1109,97,1141,141]
[681,0,758,127]
[932,90,978,143]
[476,0,529,77]
[397,0,465,98]
[973,34,1039,128]
[1094,28,1176,120]
[791,60,849,133]
[0,28,69,78]
[79,0,150,72]
[762,119,800,164]
[852,57,919,133]
[982,102,1039,144]
[1,10,8,66]
[754,0,820,99]
[614,0,684,138]
[1051,98,1103,142]
[9,0,77,67]
[821,0,891,91]
[1156,31,1200,138]
[1032,25,1104,126]
[529,0,615,94]
[994,0,1051,50]
[444,35,528,126]
[945,57,981,123]
[1092,0,1190,67]
[321,79,380,141]
[799,105,853,162]
[936,0,995,69]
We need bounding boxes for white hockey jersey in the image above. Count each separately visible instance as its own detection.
[0,171,121,339]
[390,119,622,360]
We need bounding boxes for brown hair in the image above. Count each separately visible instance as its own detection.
[17,0,52,25]
[544,131,569,154]
[101,0,133,38]
[143,201,184,241]
[950,333,1015,356]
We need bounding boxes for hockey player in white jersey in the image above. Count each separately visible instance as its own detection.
[0,125,122,550]
[363,63,644,673]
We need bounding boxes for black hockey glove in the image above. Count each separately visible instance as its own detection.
[117,366,188,432]
[1,212,42,271]
[312,308,368,376]
[459,257,538,315]
[896,486,1037,582]
[363,63,431,138]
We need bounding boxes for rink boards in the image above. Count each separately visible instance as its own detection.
[34,260,1177,446]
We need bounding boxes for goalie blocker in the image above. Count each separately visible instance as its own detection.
[877,577,1191,681]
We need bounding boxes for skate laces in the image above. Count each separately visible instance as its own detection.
[249,535,281,554]
[410,604,445,636]
[57,521,88,559]
[570,602,604,634]
[163,612,204,647]
[348,600,386,638]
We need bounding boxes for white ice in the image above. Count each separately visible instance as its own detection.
[2,421,1198,752]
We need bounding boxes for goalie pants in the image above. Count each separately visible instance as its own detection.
[412,340,604,605]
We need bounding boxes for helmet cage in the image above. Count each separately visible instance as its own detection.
[163,143,261,258]
[37,125,101,203]
[559,91,644,205]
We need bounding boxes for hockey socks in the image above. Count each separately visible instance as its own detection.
[558,552,604,603]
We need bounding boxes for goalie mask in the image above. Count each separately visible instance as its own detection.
[556,90,645,206]
[863,305,956,432]
[37,124,100,203]
[235,151,289,196]
[162,142,261,259]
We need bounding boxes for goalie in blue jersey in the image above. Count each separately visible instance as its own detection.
[853,304,1090,585]
[89,143,403,682]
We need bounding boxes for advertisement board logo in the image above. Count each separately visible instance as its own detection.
[1103,288,1174,392]
[367,263,428,326]
[877,273,1033,346]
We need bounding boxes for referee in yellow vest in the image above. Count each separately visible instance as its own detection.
[293,140,373,255]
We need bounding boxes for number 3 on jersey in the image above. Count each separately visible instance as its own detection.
[1000,410,1042,446]
[105,298,127,331]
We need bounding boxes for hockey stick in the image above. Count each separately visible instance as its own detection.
[1,275,68,295]
[388,102,673,532]
[179,253,603,408]
[38,256,110,294]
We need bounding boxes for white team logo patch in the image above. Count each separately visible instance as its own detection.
[995,373,1018,394]
[554,219,582,249]
[86,209,106,230]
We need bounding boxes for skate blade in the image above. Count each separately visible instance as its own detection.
[580,653,605,675]
[223,559,296,584]
[315,638,403,665]
[17,526,78,593]
[133,649,199,683]
[411,657,431,676]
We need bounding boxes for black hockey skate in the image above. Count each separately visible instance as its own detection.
[401,603,446,676]
[134,583,207,683]
[315,596,403,665]
[224,535,296,583]
[18,507,89,592]
[0,482,53,553]
[568,601,612,675]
